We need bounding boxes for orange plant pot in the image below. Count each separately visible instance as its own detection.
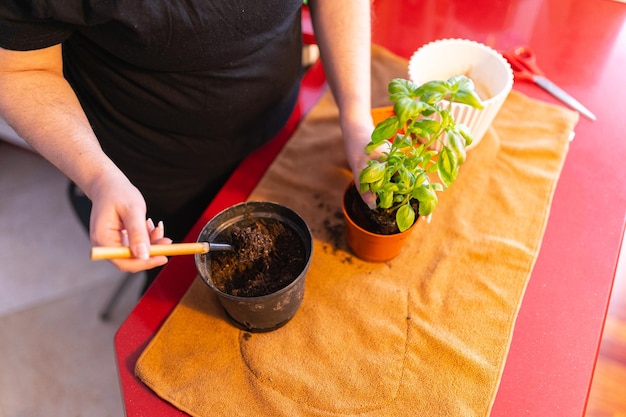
[371,105,396,126]
[342,184,418,262]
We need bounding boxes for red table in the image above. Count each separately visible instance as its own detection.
[115,1,626,415]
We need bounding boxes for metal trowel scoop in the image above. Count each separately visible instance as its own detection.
[90,242,233,261]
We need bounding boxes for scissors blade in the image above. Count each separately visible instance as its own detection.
[533,76,596,121]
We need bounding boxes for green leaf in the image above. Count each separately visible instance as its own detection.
[431,182,444,192]
[378,189,393,208]
[396,203,416,232]
[438,146,458,187]
[447,75,474,91]
[370,175,386,193]
[396,167,415,188]
[393,194,405,204]
[359,161,386,184]
[381,182,399,194]
[393,97,417,126]
[372,117,400,143]
[439,109,453,130]
[447,130,467,164]
[413,183,439,216]
[427,162,439,174]
[392,133,412,149]
[403,154,422,172]
[410,118,440,136]
[421,149,436,165]
[453,90,484,109]
[416,80,449,96]
[418,193,438,216]
[457,123,474,147]
[388,78,417,101]
[447,75,484,109]
[412,183,436,202]
[365,141,383,154]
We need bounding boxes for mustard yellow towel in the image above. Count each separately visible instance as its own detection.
[135,45,579,417]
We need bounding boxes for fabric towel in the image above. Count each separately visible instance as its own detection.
[135,45,579,417]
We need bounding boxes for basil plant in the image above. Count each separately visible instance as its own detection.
[359,77,484,232]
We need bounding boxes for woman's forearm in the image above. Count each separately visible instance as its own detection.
[308,0,378,207]
[0,45,167,268]
[0,45,125,199]
[308,0,372,127]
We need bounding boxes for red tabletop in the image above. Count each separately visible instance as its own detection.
[115,1,626,416]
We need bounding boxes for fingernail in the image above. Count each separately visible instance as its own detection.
[147,218,155,231]
[135,243,150,260]
[156,221,164,239]
[121,230,129,246]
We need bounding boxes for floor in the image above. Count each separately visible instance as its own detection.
[0,141,144,417]
[586,245,626,416]
[0,138,624,417]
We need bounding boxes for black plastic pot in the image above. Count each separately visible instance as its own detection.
[194,201,313,332]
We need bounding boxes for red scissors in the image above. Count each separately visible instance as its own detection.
[501,46,596,121]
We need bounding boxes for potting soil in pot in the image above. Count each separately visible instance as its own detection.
[210,218,306,297]
[344,183,419,235]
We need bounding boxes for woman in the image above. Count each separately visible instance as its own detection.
[0,1,375,287]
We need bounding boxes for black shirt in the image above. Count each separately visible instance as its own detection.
[1,0,303,239]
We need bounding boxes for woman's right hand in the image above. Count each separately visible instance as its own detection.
[87,173,172,272]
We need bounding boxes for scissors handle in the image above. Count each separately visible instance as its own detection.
[512,46,544,76]
[501,46,543,82]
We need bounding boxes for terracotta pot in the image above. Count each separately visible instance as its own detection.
[371,105,396,126]
[342,184,418,262]
[195,201,313,332]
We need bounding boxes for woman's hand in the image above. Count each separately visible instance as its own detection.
[341,117,391,210]
[87,172,172,272]
[342,122,376,208]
